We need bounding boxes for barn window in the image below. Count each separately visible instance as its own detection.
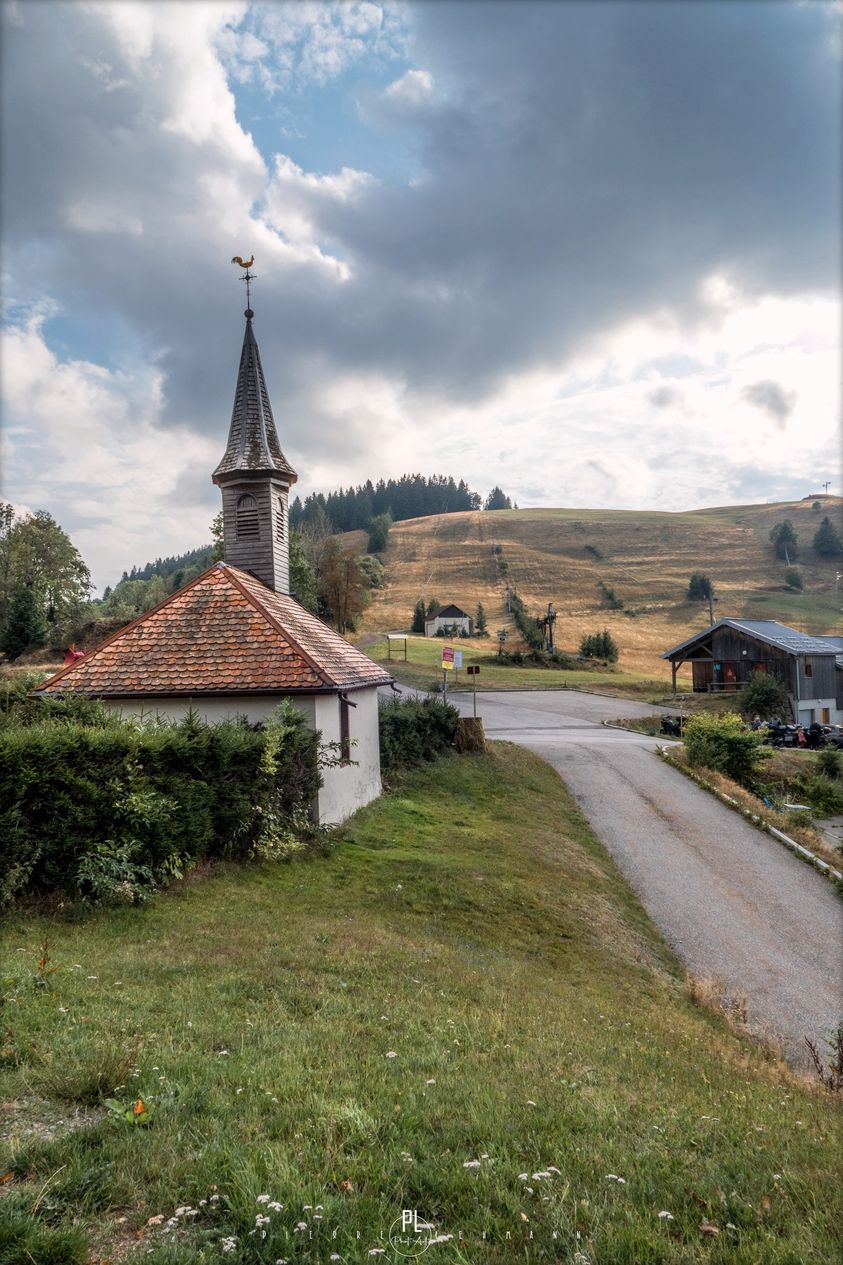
[275,496,285,543]
[236,493,259,538]
[804,659,813,678]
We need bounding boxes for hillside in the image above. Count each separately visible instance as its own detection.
[355,497,842,679]
[3,747,838,1262]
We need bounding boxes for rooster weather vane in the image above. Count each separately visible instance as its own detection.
[231,255,256,310]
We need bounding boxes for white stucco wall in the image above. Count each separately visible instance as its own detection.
[313,687,383,825]
[106,695,316,729]
[425,615,472,637]
[797,698,839,727]
[105,688,383,825]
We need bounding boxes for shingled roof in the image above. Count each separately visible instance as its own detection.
[212,311,297,484]
[37,563,391,698]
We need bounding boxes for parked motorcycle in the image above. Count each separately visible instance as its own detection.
[660,715,684,737]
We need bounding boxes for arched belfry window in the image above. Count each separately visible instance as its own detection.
[236,493,259,538]
[275,496,285,543]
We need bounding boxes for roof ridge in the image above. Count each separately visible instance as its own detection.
[221,567,334,687]
[35,562,226,693]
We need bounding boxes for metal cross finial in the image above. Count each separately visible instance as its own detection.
[231,255,256,312]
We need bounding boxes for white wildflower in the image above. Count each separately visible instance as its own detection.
[526,1099,536,1106]
[431,1234,453,1243]
[425,1078,436,1085]
[605,1174,626,1184]
[532,1171,552,1180]
[220,1237,237,1254]
[255,1214,270,1228]
[463,1160,481,1168]
[295,1221,308,1231]
[268,1201,283,1211]
[386,1051,397,1059]
[518,1173,529,1181]
[658,1210,674,1220]
[368,1250,385,1257]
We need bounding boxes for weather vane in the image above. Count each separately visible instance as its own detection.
[231,254,255,311]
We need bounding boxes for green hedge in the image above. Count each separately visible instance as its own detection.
[0,704,320,907]
[378,696,459,774]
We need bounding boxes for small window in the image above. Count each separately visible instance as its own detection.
[275,496,285,543]
[339,697,351,765]
[236,493,259,538]
[804,659,813,678]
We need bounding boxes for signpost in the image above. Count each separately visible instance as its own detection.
[441,645,454,695]
[467,664,480,717]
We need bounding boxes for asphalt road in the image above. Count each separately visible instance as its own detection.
[449,689,842,1066]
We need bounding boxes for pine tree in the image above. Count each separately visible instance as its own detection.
[411,599,426,633]
[1,583,47,659]
[484,486,512,511]
[769,520,798,561]
[812,515,843,558]
[475,602,488,636]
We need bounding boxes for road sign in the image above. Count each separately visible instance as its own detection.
[453,650,463,669]
[467,665,480,676]
[442,646,454,670]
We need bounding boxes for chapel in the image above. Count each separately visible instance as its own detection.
[37,274,392,823]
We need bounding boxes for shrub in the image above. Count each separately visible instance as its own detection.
[817,747,842,779]
[598,580,623,610]
[738,670,791,721]
[792,773,843,817]
[579,629,619,662]
[584,544,603,561]
[509,592,544,650]
[783,567,803,591]
[378,696,459,775]
[687,572,713,601]
[411,599,426,633]
[683,711,769,787]
[0,703,320,906]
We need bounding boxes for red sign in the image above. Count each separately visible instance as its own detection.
[467,665,480,676]
[442,647,455,663]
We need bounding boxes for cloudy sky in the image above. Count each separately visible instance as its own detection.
[1,0,840,589]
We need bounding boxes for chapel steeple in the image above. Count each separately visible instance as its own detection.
[213,259,297,594]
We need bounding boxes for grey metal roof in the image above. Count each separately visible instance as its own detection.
[213,313,297,484]
[662,618,843,660]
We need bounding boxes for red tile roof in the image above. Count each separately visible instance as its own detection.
[37,563,392,697]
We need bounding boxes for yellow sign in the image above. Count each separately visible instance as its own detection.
[441,659,453,670]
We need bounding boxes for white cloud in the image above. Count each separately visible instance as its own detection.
[383,68,434,106]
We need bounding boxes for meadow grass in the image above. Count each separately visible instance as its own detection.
[353,499,842,679]
[365,634,666,698]
[1,746,840,1264]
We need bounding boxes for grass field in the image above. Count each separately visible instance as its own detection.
[353,497,843,682]
[2,746,839,1264]
[364,634,666,698]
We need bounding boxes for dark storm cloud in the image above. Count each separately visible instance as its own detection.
[1,0,839,457]
[742,379,797,424]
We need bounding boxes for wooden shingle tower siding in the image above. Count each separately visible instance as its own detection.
[212,304,297,594]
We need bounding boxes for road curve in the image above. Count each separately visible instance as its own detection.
[450,689,842,1066]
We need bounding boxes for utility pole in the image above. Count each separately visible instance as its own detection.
[822,481,831,495]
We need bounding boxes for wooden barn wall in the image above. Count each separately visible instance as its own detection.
[798,656,838,700]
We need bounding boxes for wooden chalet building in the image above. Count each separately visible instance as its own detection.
[662,618,843,726]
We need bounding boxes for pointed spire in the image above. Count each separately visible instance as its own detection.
[213,304,297,486]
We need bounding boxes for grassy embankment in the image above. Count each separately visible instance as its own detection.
[354,498,843,681]
[2,746,840,1264]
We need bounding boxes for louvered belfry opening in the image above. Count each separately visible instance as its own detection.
[236,493,260,538]
[212,303,298,593]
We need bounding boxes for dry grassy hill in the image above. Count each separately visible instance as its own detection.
[353,497,842,679]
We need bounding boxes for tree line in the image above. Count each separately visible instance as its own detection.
[290,473,513,534]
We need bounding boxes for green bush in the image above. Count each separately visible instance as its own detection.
[509,592,544,650]
[783,566,803,591]
[817,747,842,779]
[792,773,843,817]
[378,696,459,775]
[683,711,769,787]
[738,670,792,721]
[579,629,619,662]
[0,703,320,907]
